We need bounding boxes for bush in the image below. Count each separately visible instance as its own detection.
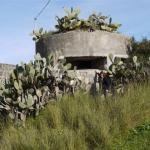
[130,37,150,60]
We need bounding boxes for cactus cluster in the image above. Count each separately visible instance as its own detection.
[31,8,122,41]
[55,8,81,32]
[106,54,149,94]
[30,28,51,42]
[55,8,121,33]
[0,53,81,124]
[96,55,149,97]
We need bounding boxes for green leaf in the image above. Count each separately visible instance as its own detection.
[18,80,23,89]
[36,89,42,97]
[9,113,15,119]
[20,113,26,122]
[28,88,35,94]
[11,71,17,80]
[133,56,138,64]
[42,58,46,65]
[5,98,12,103]
[26,94,34,108]
[108,53,114,63]
[0,83,5,90]
[114,57,121,64]
[19,102,26,109]
[29,67,35,77]
[14,81,19,90]
[64,63,72,70]
[34,53,42,61]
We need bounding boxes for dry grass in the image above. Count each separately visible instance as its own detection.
[0,83,150,150]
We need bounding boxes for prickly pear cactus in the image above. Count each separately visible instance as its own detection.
[0,53,80,125]
[55,8,121,33]
[97,54,149,96]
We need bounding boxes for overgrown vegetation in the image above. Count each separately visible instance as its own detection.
[0,83,149,150]
[130,37,150,60]
[31,28,50,42]
[31,8,121,42]
[0,48,149,150]
[0,50,149,125]
[96,54,149,96]
[0,53,81,124]
[55,8,121,33]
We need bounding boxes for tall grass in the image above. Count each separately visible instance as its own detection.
[0,83,150,150]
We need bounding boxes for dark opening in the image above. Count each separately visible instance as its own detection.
[114,57,127,63]
[66,57,107,70]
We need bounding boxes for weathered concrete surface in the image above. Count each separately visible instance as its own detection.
[36,30,131,58]
[68,69,100,92]
[0,64,15,82]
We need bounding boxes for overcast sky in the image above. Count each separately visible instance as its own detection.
[0,0,150,64]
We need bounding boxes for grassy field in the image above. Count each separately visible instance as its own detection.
[0,83,150,150]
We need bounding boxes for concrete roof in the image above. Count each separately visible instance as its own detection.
[36,30,131,58]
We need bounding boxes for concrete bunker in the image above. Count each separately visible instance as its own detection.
[36,30,131,87]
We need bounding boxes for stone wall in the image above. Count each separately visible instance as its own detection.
[0,63,15,82]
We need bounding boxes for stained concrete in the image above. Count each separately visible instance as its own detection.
[36,30,131,59]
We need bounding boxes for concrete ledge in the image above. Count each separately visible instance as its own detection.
[36,30,131,58]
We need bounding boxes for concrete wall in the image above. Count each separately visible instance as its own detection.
[0,64,15,82]
[36,30,131,58]
[69,69,99,92]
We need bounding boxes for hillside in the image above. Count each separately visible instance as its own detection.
[0,83,150,150]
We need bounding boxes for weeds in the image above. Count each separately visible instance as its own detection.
[0,83,149,150]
